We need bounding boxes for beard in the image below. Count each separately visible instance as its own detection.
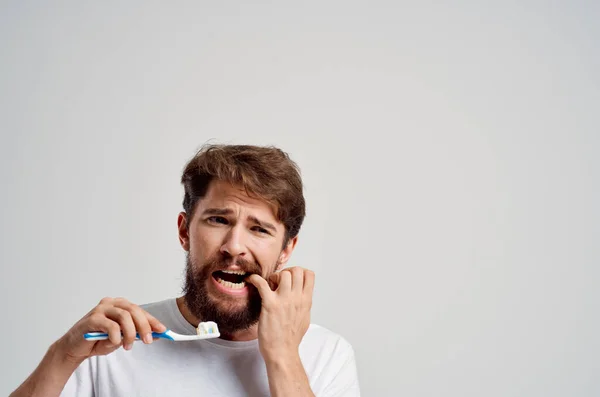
[182,251,268,335]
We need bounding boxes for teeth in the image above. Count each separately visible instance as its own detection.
[222,270,247,276]
[217,277,246,289]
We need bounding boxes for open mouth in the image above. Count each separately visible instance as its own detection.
[212,270,249,290]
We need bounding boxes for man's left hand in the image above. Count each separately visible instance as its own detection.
[246,267,315,362]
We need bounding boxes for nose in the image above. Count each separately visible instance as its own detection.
[220,225,248,258]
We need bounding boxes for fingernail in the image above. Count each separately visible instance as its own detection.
[125,343,133,350]
[144,333,153,344]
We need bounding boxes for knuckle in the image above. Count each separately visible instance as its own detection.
[138,317,152,330]
[116,309,132,323]
[109,322,121,333]
[144,311,155,321]
[114,297,131,307]
[122,311,133,322]
[99,296,113,304]
[136,308,146,317]
[89,312,104,323]
[91,306,103,315]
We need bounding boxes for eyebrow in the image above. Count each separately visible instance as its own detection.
[202,208,278,233]
[248,216,277,233]
[202,208,233,216]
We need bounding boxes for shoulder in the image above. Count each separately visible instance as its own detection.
[138,298,176,318]
[305,323,353,344]
[300,324,360,394]
[301,323,356,358]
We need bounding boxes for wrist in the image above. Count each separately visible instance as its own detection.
[262,349,314,397]
[262,348,302,369]
[48,339,84,369]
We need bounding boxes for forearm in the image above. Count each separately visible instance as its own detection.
[10,342,82,397]
[264,352,315,397]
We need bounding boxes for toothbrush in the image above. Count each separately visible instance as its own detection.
[83,321,220,341]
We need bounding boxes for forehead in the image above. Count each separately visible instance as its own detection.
[197,180,279,221]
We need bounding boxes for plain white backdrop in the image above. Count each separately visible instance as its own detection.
[1,1,599,396]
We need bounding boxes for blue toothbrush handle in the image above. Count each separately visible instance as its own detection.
[84,330,171,341]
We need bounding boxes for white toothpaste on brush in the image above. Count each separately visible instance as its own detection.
[197,321,218,336]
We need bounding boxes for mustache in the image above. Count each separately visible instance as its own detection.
[205,254,263,275]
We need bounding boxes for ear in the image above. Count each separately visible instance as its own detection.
[177,212,190,251]
[276,235,298,271]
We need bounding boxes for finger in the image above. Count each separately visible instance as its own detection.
[85,318,123,356]
[105,307,136,350]
[92,341,122,357]
[98,296,115,306]
[303,269,315,295]
[246,274,274,300]
[88,313,122,346]
[114,300,162,344]
[113,298,167,333]
[277,270,292,293]
[268,273,279,290]
[147,312,167,333]
[290,267,304,292]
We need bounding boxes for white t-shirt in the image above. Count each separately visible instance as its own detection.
[61,298,360,396]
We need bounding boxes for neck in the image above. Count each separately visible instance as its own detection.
[175,296,259,341]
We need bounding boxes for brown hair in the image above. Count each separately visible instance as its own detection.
[180,143,306,243]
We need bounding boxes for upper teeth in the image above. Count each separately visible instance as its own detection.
[222,270,247,275]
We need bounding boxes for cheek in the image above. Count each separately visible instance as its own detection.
[249,240,282,273]
[190,230,222,258]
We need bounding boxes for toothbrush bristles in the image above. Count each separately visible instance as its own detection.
[197,321,219,336]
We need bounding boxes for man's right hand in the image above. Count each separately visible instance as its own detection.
[55,297,167,365]
[10,297,167,397]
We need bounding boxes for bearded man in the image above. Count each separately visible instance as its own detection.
[10,144,360,397]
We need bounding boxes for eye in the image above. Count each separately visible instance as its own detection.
[252,226,271,235]
[207,216,228,225]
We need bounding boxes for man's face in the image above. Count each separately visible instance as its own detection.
[178,179,296,334]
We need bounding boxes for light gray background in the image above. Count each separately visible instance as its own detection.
[1,1,599,396]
